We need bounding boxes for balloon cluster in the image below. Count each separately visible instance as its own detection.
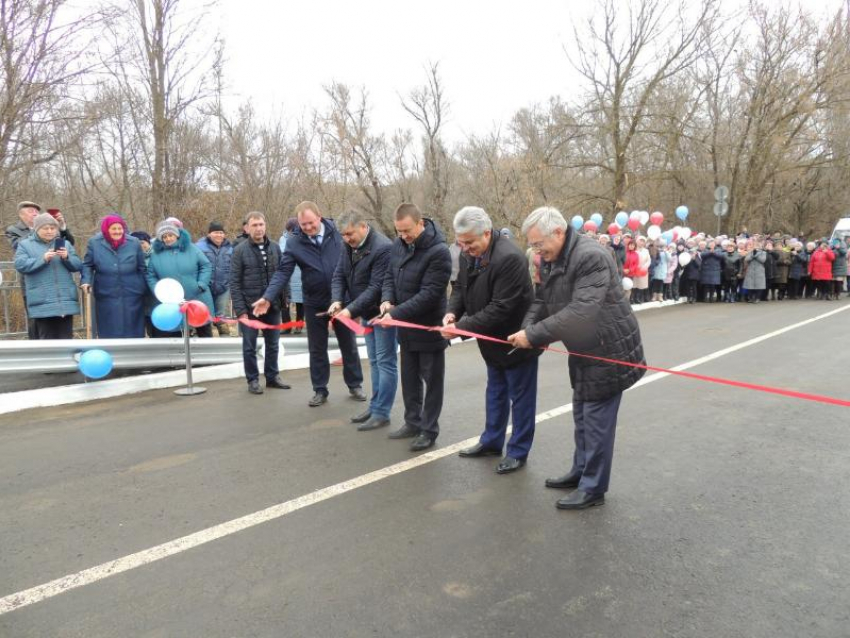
[150,278,212,332]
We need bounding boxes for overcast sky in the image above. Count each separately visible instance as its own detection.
[216,0,845,144]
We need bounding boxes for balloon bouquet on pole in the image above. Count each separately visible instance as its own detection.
[152,278,208,396]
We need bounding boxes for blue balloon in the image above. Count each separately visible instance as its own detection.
[662,231,674,243]
[590,213,603,227]
[571,215,584,231]
[152,302,184,332]
[615,211,629,228]
[79,349,113,379]
[675,205,689,221]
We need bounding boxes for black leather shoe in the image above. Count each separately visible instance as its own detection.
[545,472,581,489]
[248,380,263,395]
[266,376,291,389]
[556,490,605,510]
[459,443,501,458]
[409,434,436,452]
[308,393,328,407]
[349,387,367,402]
[388,423,419,439]
[351,409,372,424]
[495,456,526,474]
[357,417,390,432]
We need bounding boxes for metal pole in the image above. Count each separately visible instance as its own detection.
[174,312,206,396]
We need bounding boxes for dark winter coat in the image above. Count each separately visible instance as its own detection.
[448,232,540,370]
[522,227,645,402]
[263,218,343,308]
[788,250,808,280]
[146,229,215,317]
[195,236,234,297]
[722,251,742,280]
[230,236,283,317]
[382,218,452,352]
[81,234,147,338]
[331,226,392,320]
[772,249,792,285]
[683,251,702,281]
[6,220,75,251]
[831,244,848,278]
[698,248,724,285]
[14,234,82,318]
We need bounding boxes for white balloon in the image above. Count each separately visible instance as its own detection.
[639,211,650,226]
[154,278,185,304]
[630,210,641,219]
[678,252,692,267]
[647,225,661,240]
[0,270,3,285]
[679,227,692,241]
[622,277,634,291]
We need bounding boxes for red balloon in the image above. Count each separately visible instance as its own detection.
[182,300,210,328]
[627,218,641,231]
[608,223,620,235]
[650,212,664,226]
[583,220,598,232]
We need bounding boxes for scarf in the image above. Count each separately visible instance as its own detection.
[101,214,127,250]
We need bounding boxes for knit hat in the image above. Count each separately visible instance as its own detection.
[130,231,151,243]
[208,221,225,233]
[156,220,181,240]
[32,212,58,233]
[164,216,183,228]
[18,200,41,211]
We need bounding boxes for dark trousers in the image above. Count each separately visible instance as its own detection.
[400,346,445,438]
[480,358,538,460]
[304,303,362,395]
[34,315,74,339]
[240,308,281,382]
[570,392,623,495]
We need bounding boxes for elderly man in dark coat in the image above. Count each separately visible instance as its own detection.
[508,206,646,510]
[442,206,540,474]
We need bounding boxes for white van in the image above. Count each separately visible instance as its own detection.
[830,217,850,241]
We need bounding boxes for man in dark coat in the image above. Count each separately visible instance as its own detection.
[253,201,365,406]
[196,221,234,336]
[375,203,452,452]
[230,211,291,395]
[508,206,646,510]
[443,207,540,474]
[328,210,397,431]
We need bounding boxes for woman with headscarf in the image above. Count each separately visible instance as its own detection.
[81,214,147,338]
[146,220,215,337]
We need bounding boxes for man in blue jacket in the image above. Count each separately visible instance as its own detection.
[375,203,452,452]
[328,210,397,432]
[196,221,234,336]
[253,201,365,407]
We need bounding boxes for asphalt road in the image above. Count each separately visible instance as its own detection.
[1,299,849,637]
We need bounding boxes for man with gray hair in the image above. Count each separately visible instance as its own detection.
[508,206,645,510]
[328,210,397,431]
[442,206,540,474]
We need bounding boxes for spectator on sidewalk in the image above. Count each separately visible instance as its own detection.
[196,221,234,336]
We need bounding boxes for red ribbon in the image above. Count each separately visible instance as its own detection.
[375,317,850,409]
[217,317,305,331]
[330,314,373,335]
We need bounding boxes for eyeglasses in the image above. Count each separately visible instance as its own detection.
[528,240,546,251]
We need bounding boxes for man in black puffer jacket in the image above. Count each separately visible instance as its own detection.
[230,212,291,395]
[509,206,645,510]
[376,203,452,452]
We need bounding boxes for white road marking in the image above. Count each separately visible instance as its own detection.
[1,303,847,616]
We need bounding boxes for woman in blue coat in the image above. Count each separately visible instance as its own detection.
[14,213,83,339]
[146,221,215,337]
[81,214,147,338]
[699,240,724,302]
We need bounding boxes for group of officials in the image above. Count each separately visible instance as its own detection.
[231,201,645,510]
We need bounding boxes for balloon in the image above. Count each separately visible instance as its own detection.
[680,227,692,240]
[627,217,641,231]
[647,225,661,240]
[675,205,689,221]
[0,270,3,285]
[622,277,634,291]
[583,220,598,232]
[152,302,184,332]
[639,211,649,226]
[590,213,603,227]
[608,223,620,235]
[571,215,584,231]
[630,210,640,220]
[154,278,185,304]
[182,300,210,327]
[678,252,692,266]
[78,349,113,379]
[615,211,629,228]
[661,230,674,243]
[650,212,664,226]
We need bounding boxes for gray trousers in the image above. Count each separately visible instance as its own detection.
[570,392,623,495]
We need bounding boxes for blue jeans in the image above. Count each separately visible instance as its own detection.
[363,320,398,419]
[240,308,280,382]
[213,290,231,321]
[479,357,539,460]
[571,392,623,495]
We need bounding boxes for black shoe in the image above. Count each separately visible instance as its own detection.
[357,416,391,432]
[351,409,372,424]
[409,434,436,451]
[308,392,328,407]
[266,376,291,390]
[458,442,501,458]
[248,380,263,395]
[388,423,419,439]
[349,387,367,402]
[545,472,581,489]
[556,490,605,510]
[495,456,526,474]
